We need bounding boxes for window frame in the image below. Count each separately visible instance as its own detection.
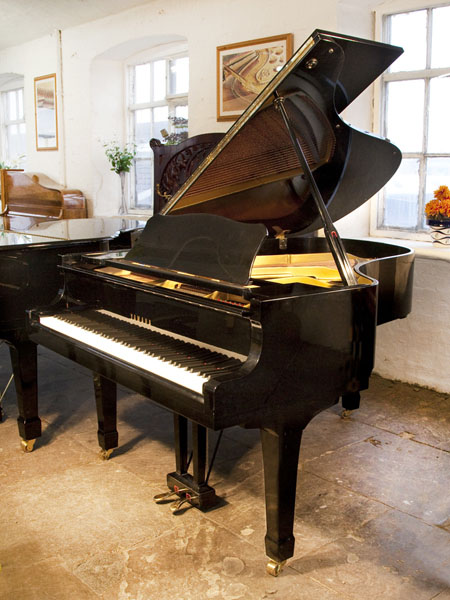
[126,49,189,214]
[371,0,450,241]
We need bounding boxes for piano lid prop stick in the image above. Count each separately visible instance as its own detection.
[273,93,358,287]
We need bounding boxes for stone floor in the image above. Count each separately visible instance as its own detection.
[0,343,449,600]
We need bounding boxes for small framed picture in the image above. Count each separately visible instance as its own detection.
[34,73,58,151]
[217,33,293,121]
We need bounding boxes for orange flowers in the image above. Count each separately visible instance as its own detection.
[425,185,450,220]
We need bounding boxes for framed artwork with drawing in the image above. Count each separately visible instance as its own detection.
[216,33,293,121]
[34,73,58,151]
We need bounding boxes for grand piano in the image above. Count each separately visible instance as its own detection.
[1,169,88,230]
[26,30,414,575]
[0,217,144,439]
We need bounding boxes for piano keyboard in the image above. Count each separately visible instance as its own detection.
[39,309,246,395]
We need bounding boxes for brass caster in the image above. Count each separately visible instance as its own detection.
[99,448,114,460]
[266,559,286,577]
[20,438,36,453]
[340,409,353,420]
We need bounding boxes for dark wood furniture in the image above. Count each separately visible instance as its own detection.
[150,133,224,213]
[1,169,87,230]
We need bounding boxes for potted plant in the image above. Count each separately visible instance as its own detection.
[104,142,136,214]
[160,117,188,145]
[425,185,450,245]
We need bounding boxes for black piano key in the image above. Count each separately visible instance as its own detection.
[56,310,244,379]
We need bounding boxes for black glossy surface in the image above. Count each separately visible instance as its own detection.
[28,242,380,565]
[0,218,144,441]
[125,213,267,286]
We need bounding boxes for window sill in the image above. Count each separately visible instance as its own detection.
[361,235,450,262]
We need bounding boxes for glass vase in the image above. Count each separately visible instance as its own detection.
[118,171,127,215]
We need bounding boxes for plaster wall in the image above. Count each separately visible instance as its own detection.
[0,32,62,181]
[374,254,450,393]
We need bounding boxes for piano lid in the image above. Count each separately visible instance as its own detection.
[0,217,146,248]
[162,30,403,236]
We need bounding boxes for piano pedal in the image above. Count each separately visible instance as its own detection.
[99,448,114,460]
[153,485,189,504]
[170,493,198,514]
[266,559,286,577]
[20,438,36,453]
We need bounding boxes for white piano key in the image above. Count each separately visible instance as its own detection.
[39,315,210,394]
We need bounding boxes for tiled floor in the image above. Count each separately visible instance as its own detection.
[0,343,449,600]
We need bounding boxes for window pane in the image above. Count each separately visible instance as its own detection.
[134,64,150,104]
[169,57,189,94]
[153,60,166,101]
[428,77,450,153]
[7,90,17,120]
[425,157,450,204]
[385,80,424,152]
[134,108,151,156]
[431,6,450,68]
[175,105,188,119]
[7,123,26,159]
[134,157,152,210]
[382,158,420,229]
[153,105,169,140]
[17,89,24,119]
[388,10,426,72]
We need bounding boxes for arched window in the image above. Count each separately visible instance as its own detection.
[128,51,189,212]
[0,74,26,168]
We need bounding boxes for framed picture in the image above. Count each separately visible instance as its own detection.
[217,33,293,121]
[34,73,58,151]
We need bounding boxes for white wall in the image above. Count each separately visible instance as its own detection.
[374,252,450,393]
[0,32,62,181]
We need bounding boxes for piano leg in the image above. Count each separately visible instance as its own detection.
[159,416,217,512]
[341,391,361,415]
[93,373,118,460]
[174,413,189,473]
[9,339,41,452]
[260,426,302,576]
